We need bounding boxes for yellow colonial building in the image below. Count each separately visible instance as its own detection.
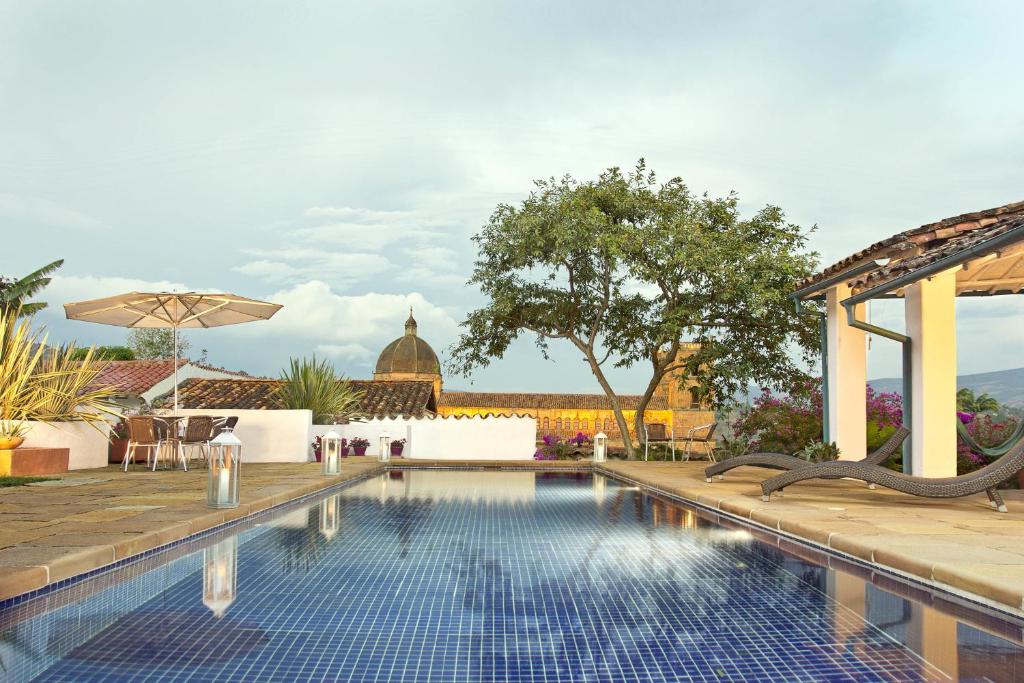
[372,311,715,444]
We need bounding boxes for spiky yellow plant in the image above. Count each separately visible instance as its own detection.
[0,310,48,437]
[0,308,120,437]
[32,342,119,425]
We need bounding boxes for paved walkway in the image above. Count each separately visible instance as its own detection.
[0,459,385,601]
[600,460,1024,614]
[1,458,1023,616]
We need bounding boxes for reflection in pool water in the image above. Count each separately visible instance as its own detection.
[0,471,1021,682]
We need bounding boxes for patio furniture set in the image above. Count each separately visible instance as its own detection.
[123,415,238,472]
[704,427,1024,513]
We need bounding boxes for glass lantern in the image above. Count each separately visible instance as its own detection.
[203,537,238,617]
[319,494,340,540]
[207,428,241,508]
[378,431,391,463]
[593,432,608,462]
[322,428,341,476]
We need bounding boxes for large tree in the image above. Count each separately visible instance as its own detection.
[449,161,820,458]
[127,328,190,360]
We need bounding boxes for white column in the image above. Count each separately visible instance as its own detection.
[826,284,867,460]
[905,267,958,477]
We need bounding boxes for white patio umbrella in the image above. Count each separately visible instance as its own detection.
[65,292,282,412]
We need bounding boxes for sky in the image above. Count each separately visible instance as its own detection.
[2,0,1023,394]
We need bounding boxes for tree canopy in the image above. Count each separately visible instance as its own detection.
[127,328,190,360]
[449,161,820,457]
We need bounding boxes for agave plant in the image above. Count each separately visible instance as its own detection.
[0,308,119,436]
[275,356,364,423]
[0,311,48,437]
[31,342,119,425]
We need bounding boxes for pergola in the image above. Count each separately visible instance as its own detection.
[793,201,1024,476]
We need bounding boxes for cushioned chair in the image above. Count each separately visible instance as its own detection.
[705,427,909,483]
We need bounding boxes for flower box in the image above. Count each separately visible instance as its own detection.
[0,447,70,476]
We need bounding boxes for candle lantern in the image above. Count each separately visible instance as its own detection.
[378,432,391,463]
[593,432,608,463]
[319,494,340,540]
[207,428,241,508]
[321,428,341,476]
[203,537,238,617]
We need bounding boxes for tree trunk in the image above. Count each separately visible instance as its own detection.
[632,370,666,457]
[579,347,636,459]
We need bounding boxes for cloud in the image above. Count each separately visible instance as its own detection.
[233,248,392,286]
[315,343,374,361]
[239,280,458,352]
[0,193,110,231]
[285,206,447,252]
[44,275,195,305]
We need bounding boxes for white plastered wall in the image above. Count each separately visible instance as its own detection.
[22,421,111,470]
[310,415,538,460]
[166,408,313,463]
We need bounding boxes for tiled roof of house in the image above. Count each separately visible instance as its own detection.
[438,391,669,411]
[90,359,186,396]
[88,359,254,397]
[167,378,437,417]
[798,201,1024,295]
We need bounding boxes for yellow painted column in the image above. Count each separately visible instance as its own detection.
[905,267,958,477]
[826,284,867,460]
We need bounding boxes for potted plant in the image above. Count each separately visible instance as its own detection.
[108,420,129,463]
[0,420,26,450]
[340,438,350,456]
[311,435,323,462]
[350,437,370,456]
[390,438,406,457]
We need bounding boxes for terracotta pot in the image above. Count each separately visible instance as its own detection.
[108,438,129,463]
[0,436,25,450]
[353,445,368,456]
[390,443,404,456]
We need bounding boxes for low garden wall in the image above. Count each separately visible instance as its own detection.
[21,421,111,470]
[167,409,313,463]
[311,414,537,460]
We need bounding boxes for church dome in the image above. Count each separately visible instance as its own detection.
[374,310,441,376]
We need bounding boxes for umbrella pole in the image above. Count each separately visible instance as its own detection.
[173,325,179,416]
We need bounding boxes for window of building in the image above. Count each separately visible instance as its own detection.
[689,388,701,409]
[543,417,550,429]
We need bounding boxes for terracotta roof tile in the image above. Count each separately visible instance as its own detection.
[90,359,186,396]
[797,200,1024,294]
[438,391,668,411]
[166,378,436,417]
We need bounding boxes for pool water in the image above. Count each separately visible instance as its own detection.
[2,471,1022,682]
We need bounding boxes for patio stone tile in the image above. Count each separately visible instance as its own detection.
[0,566,47,601]
[931,563,1024,611]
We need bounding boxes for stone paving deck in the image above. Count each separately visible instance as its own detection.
[2,458,1023,617]
[598,460,1024,615]
[0,459,386,601]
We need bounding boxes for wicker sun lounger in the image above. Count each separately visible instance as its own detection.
[760,438,1024,513]
[705,427,909,483]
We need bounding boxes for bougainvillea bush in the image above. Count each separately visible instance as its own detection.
[534,433,590,460]
[956,412,1021,475]
[732,381,903,456]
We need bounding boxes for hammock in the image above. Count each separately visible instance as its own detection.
[956,416,1024,458]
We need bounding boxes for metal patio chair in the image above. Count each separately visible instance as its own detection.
[124,416,162,472]
[683,423,718,462]
[181,416,215,467]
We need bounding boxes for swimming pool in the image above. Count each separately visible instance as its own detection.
[2,470,1021,682]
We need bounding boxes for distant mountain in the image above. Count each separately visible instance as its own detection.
[870,367,1024,409]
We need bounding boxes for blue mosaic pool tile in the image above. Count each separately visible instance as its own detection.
[2,472,1020,682]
